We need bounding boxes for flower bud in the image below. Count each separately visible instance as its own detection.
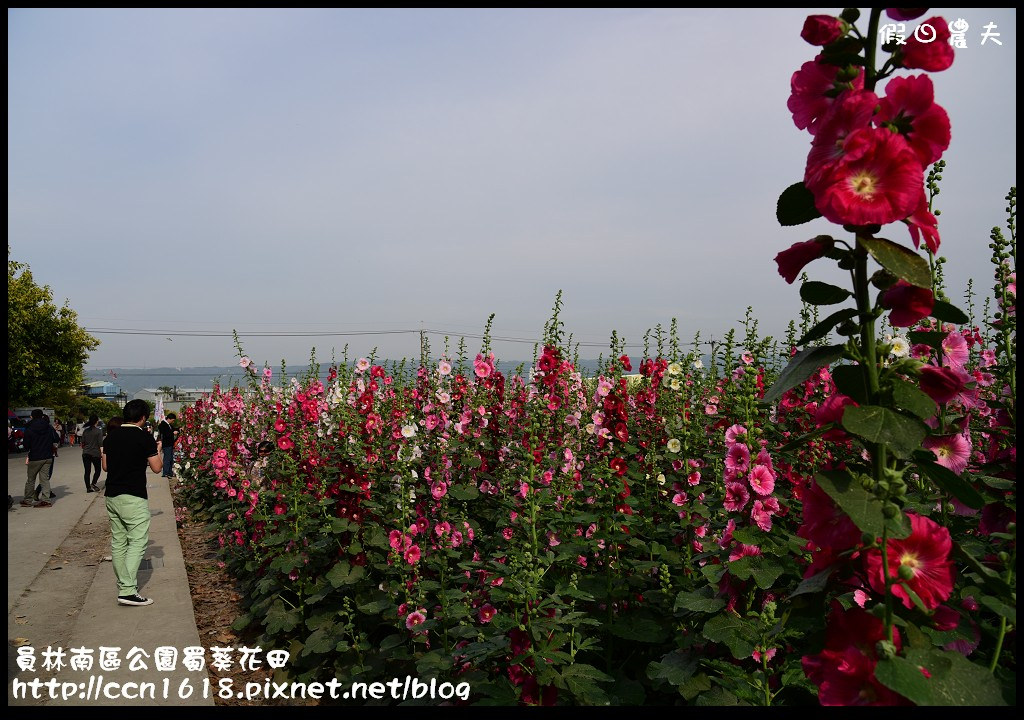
[875,640,898,660]
[897,564,916,581]
[860,532,875,546]
[871,269,899,290]
[882,503,900,519]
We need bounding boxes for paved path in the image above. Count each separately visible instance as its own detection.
[7,446,213,706]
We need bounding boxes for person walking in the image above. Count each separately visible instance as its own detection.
[102,399,162,606]
[80,414,104,492]
[157,412,177,478]
[22,410,57,508]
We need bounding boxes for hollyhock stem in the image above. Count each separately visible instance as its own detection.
[864,8,882,92]
[989,562,1013,672]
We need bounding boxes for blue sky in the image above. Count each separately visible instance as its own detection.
[8,8,1017,369]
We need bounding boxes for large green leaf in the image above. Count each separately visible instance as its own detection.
[264,599,301,635]
[674,586,727,614]
[832,363,869,404]
[795,308,859,346]
[608,614,668,643]
[702,614,757,659]
[916,458,984,509]
[889,377,938,420]
[859,236,931,288]
[325,560,365,587]
[814,471,911,539]
[790,566,834,598]
[800,281,853,306]
[930,299,970,325]
[875,648,1007,705]
[763,345,845,403]
[777,181,822,226]
[841,404,927,459]
[647,650,699,687]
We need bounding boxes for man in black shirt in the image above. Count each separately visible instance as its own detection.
[157,412,177,478]
[102,399,163,606]
[22,409,57,507]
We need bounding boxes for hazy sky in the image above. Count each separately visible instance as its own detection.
[8,8,1016,370]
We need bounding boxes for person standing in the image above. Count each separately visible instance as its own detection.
[80,414,104,492]
[102,399,162,606]
[157,412,177,479]
[22,410,56,508]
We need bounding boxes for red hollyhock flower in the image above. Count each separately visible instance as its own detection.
[865,513,955,610]
[798,479,861,550]
[805,90,879,188]
[877,74,951,166]
[609,456,628,477]
[904,192,941,254]
[808,128,924,226]
[788,58,864,135]
[775,236,835,284]
[919,364,968,404]
[801,14,844,46]
[619,354,632,372]
[880,280,934,327]
[898,16,955,72]
[613,422,629,443]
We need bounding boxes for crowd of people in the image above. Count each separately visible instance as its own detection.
[13,404,178,607]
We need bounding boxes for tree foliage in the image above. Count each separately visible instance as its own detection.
[8,254,99,406]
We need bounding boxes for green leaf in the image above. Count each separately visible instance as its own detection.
[841,404,927,459]
[702,614,757,659]
[608,615,667,643]
[300,628,336,656]
[815,471,911,539]
[674,587,727,613]
[763,345,845,404]
[330,517,356,533]
[448,483,480,501]
[561,663,614,683]
[800,281,853,306]
[859,236,931,288]
[795,308,859,346]
[790,567,833,598]
[264,600,301,635]
[776,181,822,226]
[916,459,984,509]
[357,598,394,615]
[908,331,946,351]
[979,595,1016,624]
[831,364,869,405]
[889,377,938,420]
[647,651,699,687]
[875,648,1007,705]
[325,560,365,588]
[230,613,253,632]
[930,299,970,325]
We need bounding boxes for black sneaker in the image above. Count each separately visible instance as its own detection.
[117,594,154,606]
[92,484,100,492]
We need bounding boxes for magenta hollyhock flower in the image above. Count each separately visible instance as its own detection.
[808,128,924,226]
[805,90,879,187]
[814,393,857,428]
[474,359,492,379]
[724,482,751,513]
[724,424,748,445]
[923,433,972,475]
[478,604,497,624]
[788,58,863,135]
[886,8,928,21]
[898,17,954,72]
[801,14,845,46]
[404,544,422,565]
[405,610,427,630]
[919,364,968,404]
[277,435,295,450]
[728,543,762,562]
[881,280,934,327]
[671,491,688,507]
[724,443,750,475]
[751,500,774,532]
[798,480,861,550]
[865,513,955,610]
[748,464,776,496]
[904,192,941,254]
[877,75,951,166]
[941,331,969,370]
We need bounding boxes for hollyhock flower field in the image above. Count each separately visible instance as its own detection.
[174,9,1015,705]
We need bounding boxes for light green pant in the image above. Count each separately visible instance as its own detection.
[105,495,151,596]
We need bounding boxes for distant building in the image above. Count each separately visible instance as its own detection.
[80,380,124,403]
[133,387,212,415]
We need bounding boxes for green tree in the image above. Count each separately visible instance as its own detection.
[8,253,99,406]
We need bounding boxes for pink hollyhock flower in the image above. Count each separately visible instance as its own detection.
[748,464,776,496]
[788,58,863,135]
[904,193,941,255]
[886,8,928,21]
[405,610,426,630]
[919,364,969,404]
[356,357,371,373]
[263,367,272,380]
[725,443,751,475]
[502,527,514,540]
[923,433,972,475]
[798,480,861,550]
[724,482,751,513]
[671,491,688,507]
[941,331,969,370]
[474,359,491,378]
[752,647,778,664]
[437,360,452,376]
[478,604,497,624]
[881,280,934,327]
[877,74,951,166]
[808,128,924,226]
[898,17,954,72]
[724,424,748,445]
[866,513,955,610]
[431,480,448,499]
[404,544,422,565]
[729,543,762,562]
[751,500,774,531]
[239,356,252,369]
[801,14,845,46]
